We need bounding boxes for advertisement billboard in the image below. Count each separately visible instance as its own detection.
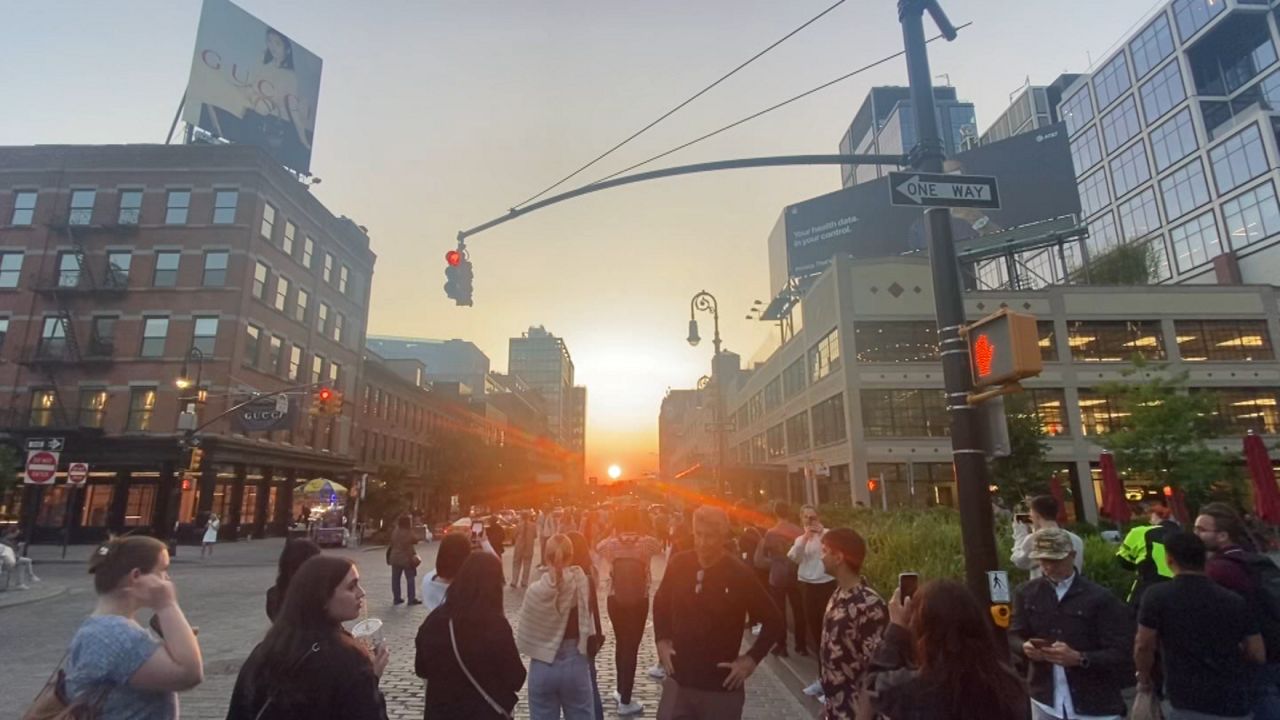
[183,0,323,174]
[773,123,1081,290]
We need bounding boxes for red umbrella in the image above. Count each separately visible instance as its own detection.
[1048,474,1069,524]
[1099,452,1132,524]
[1245,431,1280,525]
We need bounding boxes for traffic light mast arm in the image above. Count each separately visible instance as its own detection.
[456,153,908,242]
[183,382,330,442]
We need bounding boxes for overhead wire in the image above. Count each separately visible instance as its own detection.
[510,0,851,210]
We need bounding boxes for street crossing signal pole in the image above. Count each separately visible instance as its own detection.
[898,0,1000,605]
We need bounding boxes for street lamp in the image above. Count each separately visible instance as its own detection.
[175,347,207,402]
[686,291,729,495]
[688,290,722,355]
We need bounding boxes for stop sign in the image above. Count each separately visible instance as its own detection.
[68,462,89,486]
[25,450,58,484]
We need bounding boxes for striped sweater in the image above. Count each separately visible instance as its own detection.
[516,566,592,663]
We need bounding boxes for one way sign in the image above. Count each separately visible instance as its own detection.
[889,171,1001,209]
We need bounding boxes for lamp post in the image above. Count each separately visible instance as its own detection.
[170,347,206,554]
[687,291,730,495]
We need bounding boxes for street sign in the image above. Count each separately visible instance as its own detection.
[67,462,89,486]
[24,450,60,485]
[987,570,1011,603]
[26,437,65,452]
[889,171,1001,209]
[275,394,289,413]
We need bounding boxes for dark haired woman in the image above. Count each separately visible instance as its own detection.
[868,580,1028,720]
[62,536,203,718]
[422,533,471,611]
[265,538,321,621]
[416,552,525,719]
[389,514,421,605]
[227,555,390,719]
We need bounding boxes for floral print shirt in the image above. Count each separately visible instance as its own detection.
[820,581,889,720]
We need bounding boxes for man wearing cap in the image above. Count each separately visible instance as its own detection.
[817,528,888,720]
[1011,528,1135,720]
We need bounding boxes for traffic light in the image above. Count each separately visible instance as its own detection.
[187,447,204,473]
[312,386,343,416]
[443,249,474,306]
[964,308,1043,389]
[181,475,193,491]
[867,478,879,493]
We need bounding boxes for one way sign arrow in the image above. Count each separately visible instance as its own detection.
[888,171,1001,209]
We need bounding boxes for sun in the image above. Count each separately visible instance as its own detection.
[607,464,622,480]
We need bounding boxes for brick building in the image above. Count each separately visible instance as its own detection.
[0,143,374,543]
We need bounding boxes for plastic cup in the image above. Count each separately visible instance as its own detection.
[351,618,384,651]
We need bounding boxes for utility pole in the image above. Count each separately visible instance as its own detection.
[898,0,999,602]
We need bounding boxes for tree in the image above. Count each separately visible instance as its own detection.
[1071,240,1160,285]
[361,464,412,528]
[1098,361,1234,510]
[989,394,1051,509]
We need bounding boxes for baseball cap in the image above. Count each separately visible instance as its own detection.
[1028,528,1074,561]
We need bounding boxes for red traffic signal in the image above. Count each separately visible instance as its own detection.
[964,309,1043,389]
[867,478,879,493]
[318,386,333,402]
[445,249,462,267]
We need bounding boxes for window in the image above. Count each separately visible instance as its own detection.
[57,252,81,288]
[1038,321,1059,362]
[253,262,269,300]
[0,317,8,353]
[153,251,180,287]
[81,484,113,527]
[89,316,116,356]
[1169,211,1222,271]
[192,316,218,355]
[1027,388,1070,436]
[268,335,285,375]
[1172,0,1224,41]
[317,302,330,334]
[1111,140,1152,197]
[282,221,296,255]
[1223,182,1280,248]
[323,253,334,283]
[289,345,303,381]
[165,190,190,224]
[274,276,290,312]
[27,388,62,428]
[1209,125,1269,196]
[332,312,345,343]
[1205,388,1280,434]
[766,423,786,459]
[202,250,228,287]
[261,203,276,240]
[1070,127,1104,176]
[860,389,948,438]
[1139,61,1186,123]
[39,317,67,357]
[1078,390,1128,435]
[11,190,37,225]
[1078,169,1111,218]
[1150,109,1198,173]
[294,287,309,323]
[244,325,261,368]
[764,377,783,412]
[1160,159,1211,221]
[1101,97,1141,153]
[1093,53,1132,110]
[854,322,938,362]
[1067,320,1166,362]
[811,393,847,446]
[139,317,168,357]
[782,357,806,399]
[68,190,95,225]
[1176,320,1273,361]
[809,328,841,382]
[302,237,314,268]
[0,252,21,287]
[126,388,157,432]
[106,251,131,288]
[212,190,238,224]
[311,355,325,384]
[1118,188,1162,240]
[1061,88,1095,136]
[117,190,142,225]
[339,265,350,294]
[747,392,764,424]
[329,360,342,390]
[78,388,108,429]
[785,412,810,453]
[240,485,258,527]
[1130,14,1175,78]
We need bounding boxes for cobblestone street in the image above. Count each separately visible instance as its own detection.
[1,539,818,720]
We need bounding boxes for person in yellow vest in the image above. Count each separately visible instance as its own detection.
[1116,502,1180,608]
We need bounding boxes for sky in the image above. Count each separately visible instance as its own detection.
[0,0,1158,481]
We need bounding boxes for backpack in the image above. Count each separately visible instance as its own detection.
[611,551,648,606]
[1223,550,1280,662]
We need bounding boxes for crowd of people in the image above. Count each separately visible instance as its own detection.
[21,494,1280,720]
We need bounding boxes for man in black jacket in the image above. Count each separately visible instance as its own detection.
[1010,528,1135,720]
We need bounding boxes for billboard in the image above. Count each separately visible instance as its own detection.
[771,123,1081,292]
[183,0,323,174]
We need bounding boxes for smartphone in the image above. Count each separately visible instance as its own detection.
[898,572,920,601]
[1029,638,1052,649]
[471,521,484,538]
[1015,513,1033,525]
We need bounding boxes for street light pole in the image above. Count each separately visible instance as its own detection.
[688,291,729,495]
[898,0,999,602]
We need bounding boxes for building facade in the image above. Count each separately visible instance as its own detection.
[838,86,978,188]
[727,255,1280,521]
[509,326,575,444]
[365,336,490,394]
[979,74,1083,146]
[0,143,374,542]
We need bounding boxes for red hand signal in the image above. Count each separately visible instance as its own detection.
[973,334,995,378]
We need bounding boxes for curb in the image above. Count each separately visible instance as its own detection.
[0,584,69,610]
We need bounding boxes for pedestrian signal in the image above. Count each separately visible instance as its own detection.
[867,478,879,493]
[964,309,1042,389]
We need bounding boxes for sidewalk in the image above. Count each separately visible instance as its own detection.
[18,537,287,566]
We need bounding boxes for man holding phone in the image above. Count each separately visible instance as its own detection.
[1012,495,1084,581]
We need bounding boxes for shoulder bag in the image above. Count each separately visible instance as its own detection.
[449,619,514,720]
[251,642,321,720]
[23,650,111,720]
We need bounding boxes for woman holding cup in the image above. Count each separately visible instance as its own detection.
[227,555,390,719]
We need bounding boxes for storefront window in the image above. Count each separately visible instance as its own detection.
[36,486,68,526]
[265,486,280,525]
[1068,320,1166,362]
[123,485,155,527]
[867,462,957,508]
[1175,320,1273,362]
[210,482,233,520]
[80,484,113,526]
[240,485,258,526]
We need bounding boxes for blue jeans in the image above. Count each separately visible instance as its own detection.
[529,638,595,720]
